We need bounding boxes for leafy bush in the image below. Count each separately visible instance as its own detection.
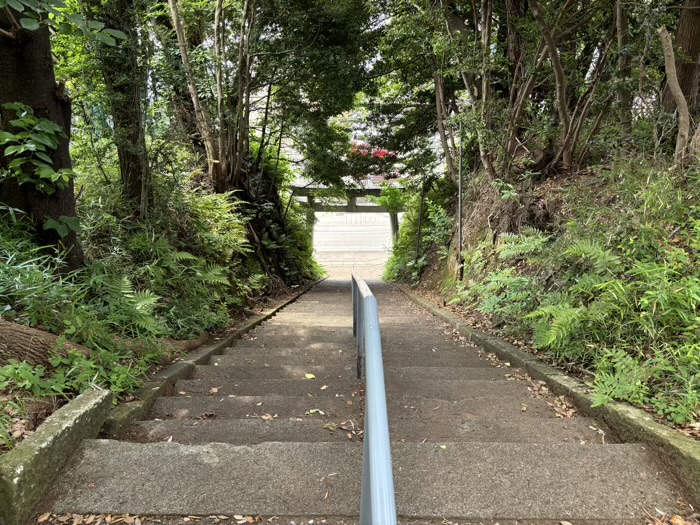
[384,178,454,281]
[441,164,700,425]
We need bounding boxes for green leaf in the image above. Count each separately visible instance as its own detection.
[87,20,105,31]
[19,18,40,30]
[6,0,24,12]
[43,218,69,238]
[95,31,116,46]
[34,151,52,164]
[30,133,59,149]
[102,28,127,40]
[4,145,22,156]
[58,215,81,233]
[0,132,16,145]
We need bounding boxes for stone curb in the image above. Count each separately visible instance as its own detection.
[397,284,700,506]
[102,278,325,438]
[0,388,113,525]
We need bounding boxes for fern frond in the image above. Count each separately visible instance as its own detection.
[564,239,621,275]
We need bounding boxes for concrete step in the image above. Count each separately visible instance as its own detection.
[389,417,609,444]
[247,326,353,337]
[190,364,508,382]
[385,378,530,400]
[237,334,355,346]
[126,417,605,446]
[150,395,359,420]
[209,352,492,369]
[190,364,354,380]
[227,342,350,352]
[385,366,518,381]
[52,440,681,519]
[174,378,359,397]
[387,394,560,421]
[124,418,361,445]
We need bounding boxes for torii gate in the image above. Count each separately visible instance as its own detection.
[291,183,403,240]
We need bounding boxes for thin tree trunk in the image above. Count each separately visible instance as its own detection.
[168,0,223,191]
[478,0,496,177]
[214,0,229,187]
[232,0,251,188]
[617,1,632,136]
[663,0,700,112]
[530,0,571,169]
[433,69,458,184]
[659,26,691,164]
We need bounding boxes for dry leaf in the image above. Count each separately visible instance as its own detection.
[320,385,329,390]
[323,423,337,432]
[305,373,316,379]
[38,513,52,523]
[208,387,220,396]
[670,516,688,525]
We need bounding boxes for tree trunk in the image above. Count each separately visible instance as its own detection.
[530,0,572,169]
[85,0,151,218]
[617,1,632,136]
[0,17,84,270]
[433,70,458,184]
[659,25,692,164]
[663,0,700,113]
[478,0,496,177]
[0,318,90,368]
[168,0,224,192]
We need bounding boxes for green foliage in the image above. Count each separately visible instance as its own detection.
[384,178,454,281]
[0,103,75,194]
[497,228,549,261]
[441,166,700,425]
[0,0,127,43]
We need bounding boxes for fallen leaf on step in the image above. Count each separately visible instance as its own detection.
[260,413,276,421]
[178,391,187,395]
[323,423,337,432]
[37,514,51,523]
[346,401,353,406]
[208,387,220,396]
[305,373,316,379]
[165,436,173,442]
[320,385,329,390]
[347,432,353,440]
[670,516,688,525]
[440,445,447,449]
[306,409,325,415]
[561,521,573,525]
[256,402,264,406]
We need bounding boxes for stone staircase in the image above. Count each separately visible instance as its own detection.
[49,279,684,523]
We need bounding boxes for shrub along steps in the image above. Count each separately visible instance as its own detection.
[48,279,685,522]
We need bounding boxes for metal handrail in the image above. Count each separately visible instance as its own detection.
[351,274,397,525]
